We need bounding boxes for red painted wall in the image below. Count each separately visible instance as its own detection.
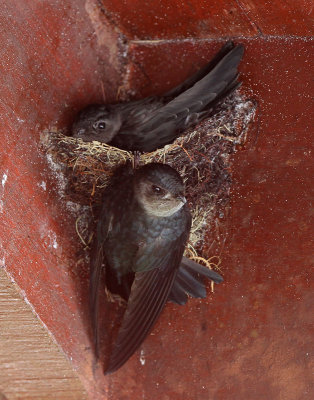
[0,1,313,398]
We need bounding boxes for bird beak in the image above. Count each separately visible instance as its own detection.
[178,195,187,204]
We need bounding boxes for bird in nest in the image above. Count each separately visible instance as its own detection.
[72,41,244,153]
[91,162,223,374]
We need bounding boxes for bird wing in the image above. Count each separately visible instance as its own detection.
[116,44,244,152]
[89,211,112,358]
[168,256,223,305]
[105,215,190,374]
[163,41,235,99]
[89,163,133,358]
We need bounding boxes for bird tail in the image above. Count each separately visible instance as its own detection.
[168,256,223,305]
[135,42,244,152]
[163,41,236,99]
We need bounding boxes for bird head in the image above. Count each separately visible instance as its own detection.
[134,163,187,217]
[71,105,122,143]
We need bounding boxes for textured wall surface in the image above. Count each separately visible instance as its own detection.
[0,0,313,399]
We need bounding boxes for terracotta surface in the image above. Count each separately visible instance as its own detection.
[0,0,122,396]
[98,0,313,39]
[98,0,256,39]
[105,38,314,400]
[0,0,313,399]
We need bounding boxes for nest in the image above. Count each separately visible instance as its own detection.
[43,93,257,274]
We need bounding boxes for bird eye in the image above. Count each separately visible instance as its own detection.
[152,185,162,194]
[93,120,107,130]
[98,122,106,129]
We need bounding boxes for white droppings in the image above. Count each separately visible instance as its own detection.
[0,170,8,213]
[52,237,58,249]
[38,181,47,191]
[1,171,8,188]
[139,349,145,366]
[0,256,5,267]
[42,140,94,252]
[65,200,85,213]
[45,150,90,215]
[45,153,67,195]
[47,230,58,249]
[39,223,59,251]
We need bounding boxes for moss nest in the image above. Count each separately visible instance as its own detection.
[43,93,257,273]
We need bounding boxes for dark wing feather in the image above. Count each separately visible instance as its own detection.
[105,211,191,374]
[168,256,223,305]
[105,267,177,374]
[173,269,207,298]
[89,214,111,358]
[163,41,235,99]
[167,280,189,305]
[89,163,133,358]
[180,256,223,283]
[117,44,244,152]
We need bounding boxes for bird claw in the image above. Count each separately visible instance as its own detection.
[133,151,141,169]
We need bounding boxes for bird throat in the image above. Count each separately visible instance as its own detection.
[140,198,184,218]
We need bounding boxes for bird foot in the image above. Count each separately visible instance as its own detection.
[133,151,141,169]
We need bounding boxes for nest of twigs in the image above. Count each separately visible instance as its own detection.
[43,93,257,273]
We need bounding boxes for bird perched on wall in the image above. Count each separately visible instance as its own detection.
[90,162,223,374]
[72,41,244,152]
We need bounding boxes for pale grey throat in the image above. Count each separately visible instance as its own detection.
[135,183,186,217]
[138,196,186,217]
